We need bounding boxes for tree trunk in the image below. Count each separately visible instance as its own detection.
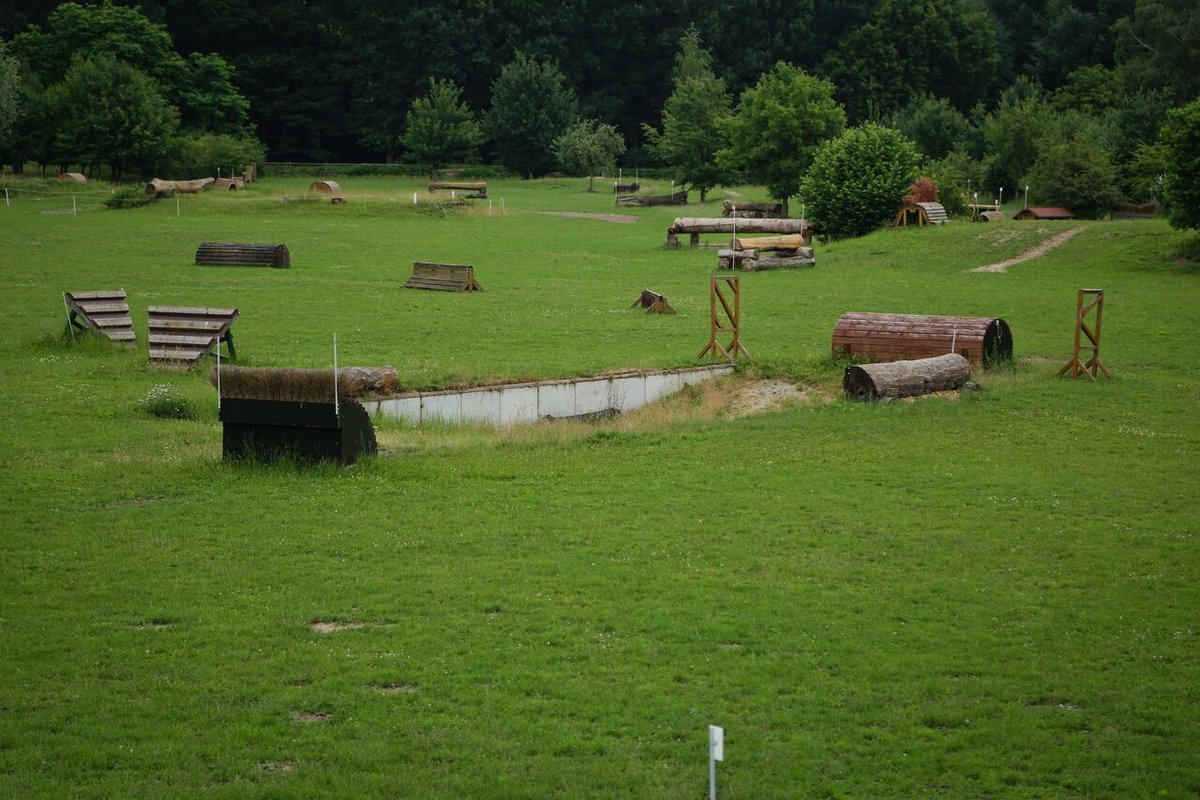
[843,354,972,401]
[700,187,707,203]
[588,175,595,192]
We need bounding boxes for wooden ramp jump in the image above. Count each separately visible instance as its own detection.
[403,262,483,292]
[631,289,675,314]
[148,306,239,368]
[63,290,135,345]
[196,242,290,268]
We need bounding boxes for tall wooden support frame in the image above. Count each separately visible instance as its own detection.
[1058,288,1111,380]
[698,276,749,363]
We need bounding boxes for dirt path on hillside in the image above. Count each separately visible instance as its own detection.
[537,211,638,223]
[970,225,1092,273]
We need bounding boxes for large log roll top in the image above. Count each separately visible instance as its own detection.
[833,312,1012,368]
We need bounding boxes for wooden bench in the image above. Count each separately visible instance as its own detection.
[403,263,483,292]
[63,290,135,345]
[428,181,487,198]
[630,289,675,314]
[195,242,290,268]
[148,306,239,368]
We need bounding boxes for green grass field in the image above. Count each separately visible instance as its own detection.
[1,175,1197,798]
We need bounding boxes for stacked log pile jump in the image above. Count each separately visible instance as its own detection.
[668,217,810,247]
[718,234,814,270]
[617,190,688,207]
[722,200,781,218]
[832,312,1013,368]
[843,353,972,400]
[145,177,215,195]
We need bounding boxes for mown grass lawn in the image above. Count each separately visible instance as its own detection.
[1,175,1197,798]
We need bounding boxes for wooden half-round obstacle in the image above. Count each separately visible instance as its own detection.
[832,312,1012,368]
[309,180,341,195]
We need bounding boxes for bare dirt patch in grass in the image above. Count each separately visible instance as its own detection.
[371,683,418,694]
[536,211,638,223]
[719,642,744,650]
[727,379,816,417]
[971,225,1091,272]
[131,620,174,630]
[259,761,295,773]
[308,620,366,634]
[291,710,332,723]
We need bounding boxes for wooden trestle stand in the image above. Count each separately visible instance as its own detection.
[1058,288,1110,380]
[698,276,749,363]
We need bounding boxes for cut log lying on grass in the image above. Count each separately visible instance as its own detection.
[722,200,781,218]
[145,177,215,195]
[732,234,809,252]
[210,365,401,402]
[843,353,971,401]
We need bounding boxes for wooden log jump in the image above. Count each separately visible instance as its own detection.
[63,290,135,346]
[213,176,245,191]
[196,242,290,268]
[617,190,687,207]
[832,312,1012,368]
[145,177,214,195]
[403,262,483,292]
[843,353,972,400]
[630,289,675,314]
[668,217,810,248]
[613,182,640,193]
[722,200,781,218]
[717,249,814,271]
[428,181,487,198]
[148,306,239,368]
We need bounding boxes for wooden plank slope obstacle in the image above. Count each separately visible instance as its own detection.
[196,242,290,268]
[631,289,675,314]
[832,312,1012,368]
[403,262,483,292]
[63,290,135,345]
[148,306,239,368]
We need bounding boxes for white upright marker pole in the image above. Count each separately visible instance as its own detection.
[1024,185,1029,210]
[4,188,9,207]
[72,194,77,216]
[215,341,221,411]
[708,725,724,800]
[332,332,340,421]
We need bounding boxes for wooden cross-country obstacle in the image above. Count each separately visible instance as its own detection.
[403,262,483,292]
[213,176,245,191]
[698,276,749,363]
[718,234,815,271]
[428,181,487,198]
[613,181,640,193]
[616,190,687,207]
[148,306,239,368]
[1058,288,1110,380]
[892,201,947,227]
[722,200,781,218]
[631,289,675,314]
[844,353,972,401]
[196,242,290,268]
[308,180,343,204]
[832,312,1012,368]
[667,217,810,248]
[63,290,135,346]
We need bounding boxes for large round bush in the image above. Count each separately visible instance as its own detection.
[801,123,918,239]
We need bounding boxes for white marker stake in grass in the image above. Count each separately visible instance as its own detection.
[215,341,221,411]
[176,196,180,217]
[72,194,77,216]
[413,192,418,205]
[4,187,9,207]
[332,332,340,421]
[709,725,724,800]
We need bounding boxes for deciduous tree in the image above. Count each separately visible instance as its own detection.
[1160,98,1200,229]
[487,52,577,177]
[402,78,482,178]
[553,119,624,191]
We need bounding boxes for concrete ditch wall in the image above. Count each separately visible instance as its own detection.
[365,365,734,426]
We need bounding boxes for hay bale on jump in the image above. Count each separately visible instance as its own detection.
[843,353,972,400]
[832,312,1012,368]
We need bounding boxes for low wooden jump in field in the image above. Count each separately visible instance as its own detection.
[63,290,135,345]
[832,312,1012,368]
[631,289,675,314]
[613,182,640,193]
[428,181,487,198]
[195,242,290,268]
[722,200,781,218]
[718,234,815,271]
[667,217,810,248]
[617,190,687,207]
[148,305,239,368]
[403,262,483,292]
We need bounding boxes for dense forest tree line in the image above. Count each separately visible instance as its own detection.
[2,0,1198,230]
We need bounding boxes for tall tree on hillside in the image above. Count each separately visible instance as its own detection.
[48,55,177,179]
[1160,98,1200,230]
[0,42,20,148]
[554,119,625,191]
[486,52,577,177]
[402,78,483,178]
[718,62,845,214]
[643,27,733,202]
[888,94,974,160]
[1114,0,1200,102]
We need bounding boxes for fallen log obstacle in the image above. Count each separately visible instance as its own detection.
[63,290,135,345]
[148,305,239,368]
[718,234,814,270]
[631,289,675,314]
[616,190,688,207]
[196,242,290,268]
[843,353,972,400]
[428,181,487,198]
[308,180,342,204]
[145,177,215,195]
[1058,288,1110,380]
[668,217,810,248]
[832,312,1012,368]
[404,262,483,292]
[698,276,749,363]
[722,200,781,218]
